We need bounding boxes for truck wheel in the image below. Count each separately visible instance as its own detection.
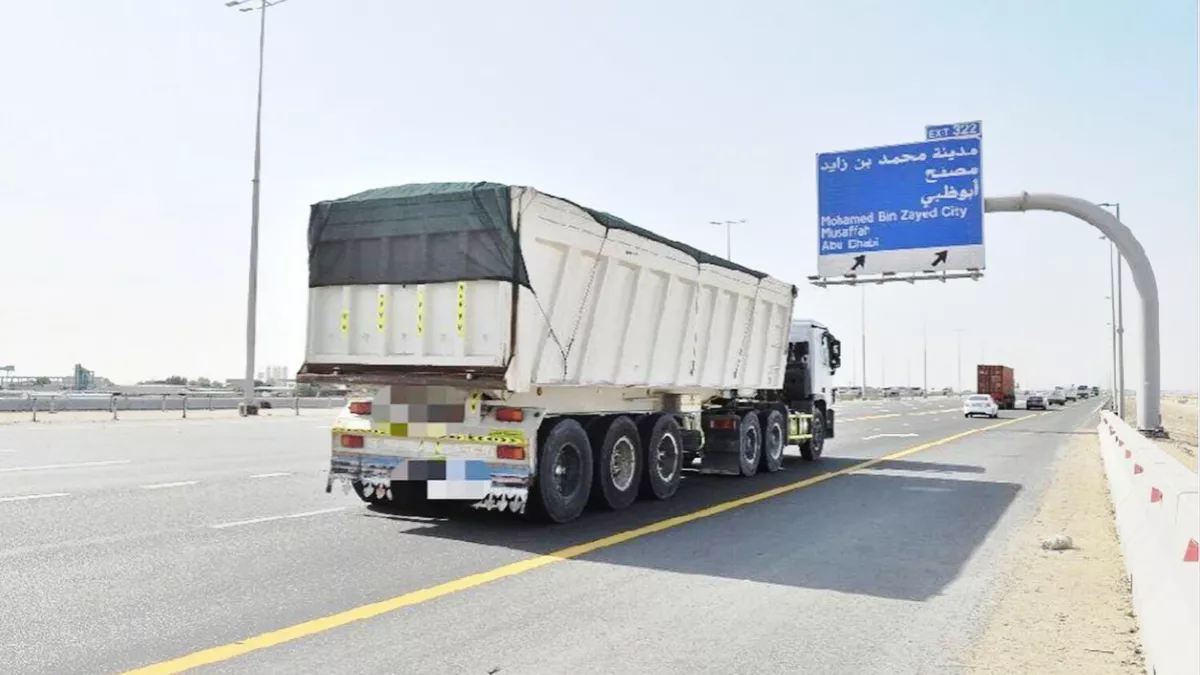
[737,411,762,476]
[758,409,785,473]
[638,415,683,501]
[529,418,593,524]
[588,416,642,511]
[800,409,825,461]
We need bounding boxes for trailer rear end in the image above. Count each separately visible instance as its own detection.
[299,182,828,523]
[976,364,1016,410]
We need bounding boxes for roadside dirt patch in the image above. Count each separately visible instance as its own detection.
[965,432,1143,674]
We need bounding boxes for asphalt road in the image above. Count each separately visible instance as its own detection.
[0,396,1107,675]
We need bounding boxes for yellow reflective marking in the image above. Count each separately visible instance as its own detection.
[456,281,466,337]
[416,287,424,336]
[377,292,386,332]
[339,309,349,334]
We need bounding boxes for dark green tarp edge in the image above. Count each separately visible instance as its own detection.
[307,181,773,288]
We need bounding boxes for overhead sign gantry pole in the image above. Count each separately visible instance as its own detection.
[810,122,1164,435]
[985,194,1162,434]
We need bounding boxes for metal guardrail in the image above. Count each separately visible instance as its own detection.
[1,394,347,422]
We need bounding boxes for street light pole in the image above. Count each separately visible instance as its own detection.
[953,329,965,393]
[1102,235,1118,410]
[227,0,289,416]
[1099,202,1126,418]
[922,318,928,395]
[708,219,746,260]
[860,287,867,396]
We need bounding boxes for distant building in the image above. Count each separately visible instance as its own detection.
[264,364,291,384]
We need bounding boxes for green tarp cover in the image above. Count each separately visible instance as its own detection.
[308,181,769,288]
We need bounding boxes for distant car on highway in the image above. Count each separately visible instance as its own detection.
[1090,386,1100,397]
[963,394,999,419]
[1025,392,1048,411]
[1064,387,1077,402]
[1076,385,1090,400]
[1048,388,1067,406]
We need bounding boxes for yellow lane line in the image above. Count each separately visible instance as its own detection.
[121,414,1034,675]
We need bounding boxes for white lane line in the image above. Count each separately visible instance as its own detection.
[0,492,71,503]
[140,480,200,490]
[0,459,131,473]
[863,433,920,441]
[249,472,292,479]
[209,507,346,530]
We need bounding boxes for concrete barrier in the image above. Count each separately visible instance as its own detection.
[1097,411,1198,675]
[0,395,347,420]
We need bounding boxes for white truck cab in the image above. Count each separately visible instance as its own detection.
[784,319,841,453]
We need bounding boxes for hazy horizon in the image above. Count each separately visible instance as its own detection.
[2,0,1195,394]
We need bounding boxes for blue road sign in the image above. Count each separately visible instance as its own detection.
[925,120,982,141]
[816,136,984,277]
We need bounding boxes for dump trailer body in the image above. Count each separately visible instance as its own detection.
[302,182,794,396]
[977,364,1016,410]
[301,183,804,517]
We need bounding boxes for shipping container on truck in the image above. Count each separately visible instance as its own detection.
[976,365,1016,410]
[297,182,841,524]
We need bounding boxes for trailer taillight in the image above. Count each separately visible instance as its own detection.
[348,401,372,416]
[494,407,524,423]
[710,417,737,431]
[496,445,526,460]
[340,435,364,449]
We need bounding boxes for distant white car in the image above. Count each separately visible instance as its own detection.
[963,394,999,418]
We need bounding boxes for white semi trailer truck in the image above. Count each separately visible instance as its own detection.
[298,182,841,523]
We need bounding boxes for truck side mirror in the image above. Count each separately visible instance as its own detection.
[828,337,842,371]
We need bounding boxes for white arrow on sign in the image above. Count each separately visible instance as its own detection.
[862,433,919,441]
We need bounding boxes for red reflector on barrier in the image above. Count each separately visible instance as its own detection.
[1185,540,1199,563]
[340,435,364,449]
[1133,463,1144,475]
[497,445,525,460]
[1150,487,1163,503]
[1124,449,1131,459]
[348,401,372,416]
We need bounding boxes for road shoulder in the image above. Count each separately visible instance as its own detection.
[964,426,1143,674]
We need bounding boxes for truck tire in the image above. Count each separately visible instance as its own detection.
[758,409,785,473]
[588,416,642,511]
[529,418,594,524]
[737,411,762,476]
[638,415,683,501]
[800,408,825,461]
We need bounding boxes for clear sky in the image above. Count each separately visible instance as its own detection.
[2,0,1196,392]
